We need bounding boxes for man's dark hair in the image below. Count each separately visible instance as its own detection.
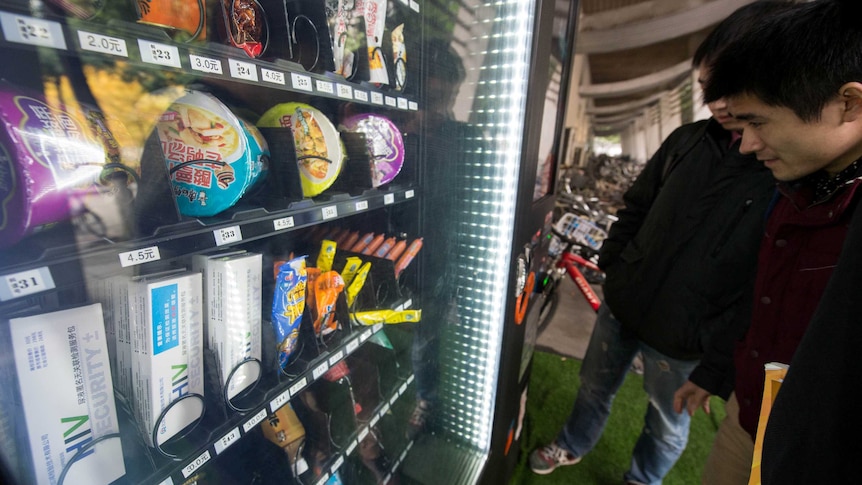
[692,0,796,70]
[704,0,862,122]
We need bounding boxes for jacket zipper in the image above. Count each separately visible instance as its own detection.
[711,198,754,257]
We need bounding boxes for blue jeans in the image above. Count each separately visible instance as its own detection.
[557,303,698,485]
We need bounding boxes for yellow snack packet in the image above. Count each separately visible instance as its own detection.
[353,309,422,325]
[317,239,337,272]
[341,256,363,286]
[346,261,371,307]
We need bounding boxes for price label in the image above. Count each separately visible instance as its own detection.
[332,455,345,472]
[385,96,398,107]
[313,362,329,380]
[389,394,398,406]
[190,54,223,74]
[321,205,338,220]
[371,92,384,105]
[214,427,241,454]
[346,339,359,354]
[119,246,161,267]
[410,0,420,12]
[314,474,331,485]
[328,350,344,366]
[400,447,409,462]
[336,84,353,99]
[354,90,369,102]
[384,193,395,205]
[292,72,313,92]
[399,382,409,395]
[0,13,66,49]
[347,439,359,455]
[159,478,174,485]
[229,59,258,81]
[397,97,409,110]
[139,40,181,68]
[407,373,415,384]
[1,267,55,301]
[289,377,308,396]
[316,80,335,94]
[395,302,404,312]
[359,427,370,442]
[269,389,291,413]
[243,409,267,433]
[399,0,409,5]
[409,101,418,111]
[360,329,372,342]
[355,200,369,211]
[274,216,295,231]
[182,450,212,478]
[78,31,128,57]
[403,298,413,308]
[381,402,391,415]
[262,68,286,85]
[214,225,242,246]
[373,323,384,334]
[370,413,380,427]
[405,190,415,199]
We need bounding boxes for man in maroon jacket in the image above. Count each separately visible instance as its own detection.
[672,1,862,483]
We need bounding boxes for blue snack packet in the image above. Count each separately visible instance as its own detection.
[272,256,307,370]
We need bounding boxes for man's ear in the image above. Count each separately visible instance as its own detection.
[840,82,862,122]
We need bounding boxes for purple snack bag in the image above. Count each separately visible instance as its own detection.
[341,113,405,187]
[0,85,107,248]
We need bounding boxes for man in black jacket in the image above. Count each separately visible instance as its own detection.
[528,3,788,483]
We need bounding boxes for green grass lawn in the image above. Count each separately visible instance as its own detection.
[510,351,726,485]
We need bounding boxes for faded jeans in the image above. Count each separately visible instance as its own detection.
[557,303,699,485]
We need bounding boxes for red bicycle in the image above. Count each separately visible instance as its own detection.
[537,212,611,329]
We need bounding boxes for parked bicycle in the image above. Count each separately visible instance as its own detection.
[536,211,612,330]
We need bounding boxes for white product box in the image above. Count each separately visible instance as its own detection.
[129,271,204,447]
[193,251,262,400]
[90,275,132,399]
[9,304,125,485]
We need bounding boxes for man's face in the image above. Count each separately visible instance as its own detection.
[698,65,744,131]
[729,92,859,181]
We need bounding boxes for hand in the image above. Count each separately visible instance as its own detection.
[673,380,712,416]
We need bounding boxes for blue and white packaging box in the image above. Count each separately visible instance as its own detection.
[129,271,203,447]
[193,251,262,400]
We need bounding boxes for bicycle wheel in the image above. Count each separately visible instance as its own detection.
[537,282,561,331]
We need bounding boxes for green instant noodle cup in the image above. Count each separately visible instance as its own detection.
[257,102,345,198]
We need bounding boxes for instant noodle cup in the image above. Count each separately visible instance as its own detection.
[238,117,269,192]
[0,86,109,248]
[257,102,345,197]
[156,90,256,217]
[341,113,404,187]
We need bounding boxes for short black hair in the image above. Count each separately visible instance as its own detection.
[692,0,796,70]
[704,0,862,122]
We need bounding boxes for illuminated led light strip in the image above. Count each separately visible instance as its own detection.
[434,0,537,452]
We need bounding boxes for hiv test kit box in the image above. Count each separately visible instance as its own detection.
[8,304,125,485]
[129,271,203,447]
[193,251,262,400]
[89,275,132,399]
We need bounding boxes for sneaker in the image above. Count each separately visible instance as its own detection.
[406,399,432,440]
[529,442,581,475]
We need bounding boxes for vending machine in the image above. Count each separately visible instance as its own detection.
[0,0,579,483]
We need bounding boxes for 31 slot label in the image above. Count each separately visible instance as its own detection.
[0,267,55,301]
